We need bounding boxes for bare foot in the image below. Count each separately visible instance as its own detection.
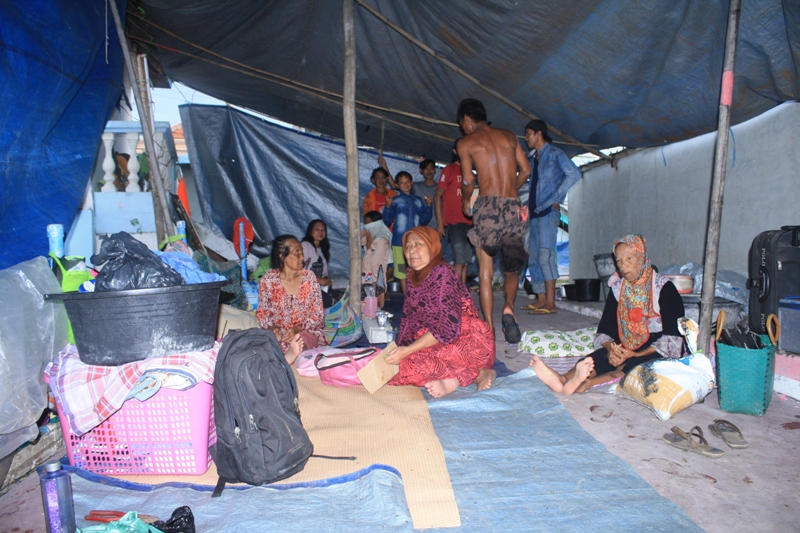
[425,378,460,398]
[563,357,594,395]
[476,368,496,391]
[530,355,566,393]
[285,333,305,365]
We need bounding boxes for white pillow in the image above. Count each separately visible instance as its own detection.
[519,327,597,357]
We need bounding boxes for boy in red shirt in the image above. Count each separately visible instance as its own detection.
[434,139,474,284]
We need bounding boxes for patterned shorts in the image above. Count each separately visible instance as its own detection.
[468,196,528,273]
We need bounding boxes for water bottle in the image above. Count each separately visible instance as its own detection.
[47,224,65,258]
[176,220,187,243]
[39,461,76,533]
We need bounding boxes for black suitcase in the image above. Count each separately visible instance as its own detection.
[747,226,800,334]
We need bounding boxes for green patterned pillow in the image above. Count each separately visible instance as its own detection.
[518,327,597,357]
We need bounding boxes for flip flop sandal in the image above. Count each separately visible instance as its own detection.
[662,426,725,458]
[521,303,540,311]
[529,308,556,315]
[501,313,521,344]
[708,419,749,449]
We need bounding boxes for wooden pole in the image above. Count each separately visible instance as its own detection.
[343,0,361,318]
[354,0,610,161]
[698,0,742,355]
[135,54,167,241]
[109,0,174,240]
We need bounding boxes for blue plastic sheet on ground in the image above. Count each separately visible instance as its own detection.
[424,369,703,532]
[68,464,412,533]
[64,368,702,532]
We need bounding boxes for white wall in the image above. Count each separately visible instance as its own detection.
[569,102,800,279]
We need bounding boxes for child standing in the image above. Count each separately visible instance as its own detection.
[363,167,397,215]
[382,171,432,295]
[412,158,439,230]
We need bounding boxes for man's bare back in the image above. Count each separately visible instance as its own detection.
[458,125,529,201]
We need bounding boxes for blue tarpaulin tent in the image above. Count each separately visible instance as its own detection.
[1,0,798,269]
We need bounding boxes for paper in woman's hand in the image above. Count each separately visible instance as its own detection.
[357,342,400,393]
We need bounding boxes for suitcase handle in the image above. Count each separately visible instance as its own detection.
[780,226,800,247]
[757,265,770,303]
[766,314,780,345]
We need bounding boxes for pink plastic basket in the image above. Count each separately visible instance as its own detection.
[55,382,216,475]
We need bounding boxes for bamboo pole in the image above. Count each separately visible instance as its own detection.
[698,0,742,355]
[109,0,174,240]
[135,54,167,241]
[343,0,361,318]
[354,0,610,161]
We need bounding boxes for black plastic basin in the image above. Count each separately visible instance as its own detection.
[45,281,228,366]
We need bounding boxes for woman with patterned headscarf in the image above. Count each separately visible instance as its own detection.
[385,226,496,397]
[531,234,685,395]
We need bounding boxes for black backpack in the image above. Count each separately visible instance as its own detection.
[210,328,313,496]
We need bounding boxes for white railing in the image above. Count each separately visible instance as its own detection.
[99,120,177,193]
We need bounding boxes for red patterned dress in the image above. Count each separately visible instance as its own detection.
[256,269,327,353]
[389,262,495,387]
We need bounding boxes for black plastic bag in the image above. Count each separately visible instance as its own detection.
[91,232,184,292]
[151,506,195,533]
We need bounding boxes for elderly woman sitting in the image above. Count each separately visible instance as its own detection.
[256,234,328,364]
[386,226,496,397]
[531,234,685,394]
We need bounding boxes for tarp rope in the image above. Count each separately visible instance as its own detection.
[353,0,611,161]
[126,34,452,144]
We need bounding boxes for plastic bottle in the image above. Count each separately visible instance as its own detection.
[47,224,65,258]
[176,220,187,243]
[39,461,76,533]
[363,285,378,318]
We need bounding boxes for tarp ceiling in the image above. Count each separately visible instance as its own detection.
[132,0,799,161]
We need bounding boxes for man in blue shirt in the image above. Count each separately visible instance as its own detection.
[524,120,581,314]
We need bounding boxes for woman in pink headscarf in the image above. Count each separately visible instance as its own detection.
[531,234,686,394]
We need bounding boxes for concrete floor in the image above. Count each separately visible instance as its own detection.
[1,289,799,533]
[491,291,800,533]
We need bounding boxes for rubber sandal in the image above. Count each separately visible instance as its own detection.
[521,303,540,311]
[529,308,556,315]
[501,313,521,344]
[662,426,724,458]
[708,419,748,449]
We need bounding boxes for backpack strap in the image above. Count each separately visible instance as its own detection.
[211,477,226,498]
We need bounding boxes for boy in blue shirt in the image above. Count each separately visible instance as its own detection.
[382,171,432,295]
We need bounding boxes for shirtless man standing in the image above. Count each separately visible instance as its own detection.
[458,99,531,343]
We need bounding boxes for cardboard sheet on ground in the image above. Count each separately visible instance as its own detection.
[111,369,459,530]
[358,341,399,393]
[57,368,704,532]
